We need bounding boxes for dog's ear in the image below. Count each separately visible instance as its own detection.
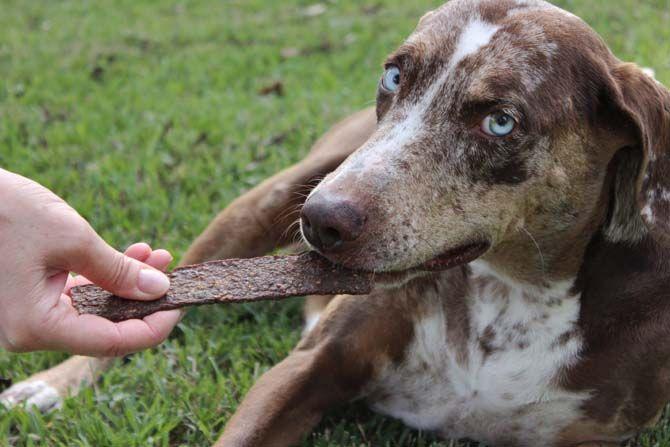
[607,63,670,243]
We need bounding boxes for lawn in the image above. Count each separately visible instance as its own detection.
[1,0,669,445]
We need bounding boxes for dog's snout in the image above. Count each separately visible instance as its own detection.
[301,192,366,252]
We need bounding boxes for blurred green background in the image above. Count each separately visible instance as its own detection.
[1,0,669,445]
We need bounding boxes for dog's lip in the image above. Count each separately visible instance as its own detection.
[310,241,489,278]
[341,241,490,289]
[419,241,490,272]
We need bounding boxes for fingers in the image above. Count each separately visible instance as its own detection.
[65,235,172,301]
[144,249,173,271]
[41,295,181,356]
[33,244,179,355]
[63,244,173,295]
[124,242,152,262]
[124,243,173,270]
[141,309,182,344]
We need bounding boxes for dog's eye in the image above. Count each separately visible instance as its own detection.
[381,65,401,92]
[481,112,515,137]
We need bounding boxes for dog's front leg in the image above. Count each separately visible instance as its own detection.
[216,291,414,447]
[215,343,368,447]
[181,107,376,265]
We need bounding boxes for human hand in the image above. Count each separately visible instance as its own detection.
[0,168,181,356]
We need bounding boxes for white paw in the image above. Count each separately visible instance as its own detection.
[0,380,62,412]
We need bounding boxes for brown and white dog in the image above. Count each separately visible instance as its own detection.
[3,0,670,445]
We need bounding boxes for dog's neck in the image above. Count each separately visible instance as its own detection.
[477,223,605,290]
[472,138,665,289]
[477,175,615,289]
[469,258,578,304]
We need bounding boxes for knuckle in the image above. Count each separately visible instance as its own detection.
[107,255,134,290]
[147,326,167,347]
[102,344,125,358]
[101,327,126,358]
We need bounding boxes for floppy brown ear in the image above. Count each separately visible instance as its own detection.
[610,63,670,243]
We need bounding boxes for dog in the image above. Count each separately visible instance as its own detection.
[3,0,670,445]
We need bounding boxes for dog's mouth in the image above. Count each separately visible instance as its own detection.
[353,241,489,289]
[419,241,490,272]
[309,240,490,288]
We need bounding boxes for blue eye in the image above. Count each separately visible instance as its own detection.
[382,65,401,92]
[481,112,516,137]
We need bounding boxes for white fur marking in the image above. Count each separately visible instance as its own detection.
[373,18,501,155]
[368,263,587,446]
[450,19,501,68]
[0,380,62,411]
[314,18,501,197]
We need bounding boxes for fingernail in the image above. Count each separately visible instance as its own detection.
[138,269,170,295]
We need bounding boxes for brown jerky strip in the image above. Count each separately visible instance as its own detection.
[70,252,374,322]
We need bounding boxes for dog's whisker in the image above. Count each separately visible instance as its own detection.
[275,206,300,220]
[280,217,302,243]
[274,201,305,225]
[416,233,441,262]
[289,218,305,245]
[292,177,326,190]
[519,226,546,279]
[281,218,297,237]
[275,207,302,225]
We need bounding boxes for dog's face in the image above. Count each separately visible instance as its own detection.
[301,0,670,277]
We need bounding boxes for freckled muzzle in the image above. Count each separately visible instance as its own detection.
[301,183,490,273]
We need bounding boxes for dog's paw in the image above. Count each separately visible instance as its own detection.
[0,380,62,412]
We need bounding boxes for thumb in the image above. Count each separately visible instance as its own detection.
[65,232,171,301]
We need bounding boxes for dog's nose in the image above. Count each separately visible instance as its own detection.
[301,192,366,252]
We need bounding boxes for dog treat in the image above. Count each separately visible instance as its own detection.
[70,252,374,322]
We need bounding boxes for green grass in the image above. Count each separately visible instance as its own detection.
[1,0,669,445]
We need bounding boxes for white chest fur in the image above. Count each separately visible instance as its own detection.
[366,262,588,446]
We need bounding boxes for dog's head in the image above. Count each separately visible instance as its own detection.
[301,0,670,282]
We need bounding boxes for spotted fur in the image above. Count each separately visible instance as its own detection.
[367,263,587,446]
[214,1,670,446]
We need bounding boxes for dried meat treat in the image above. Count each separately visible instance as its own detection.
[70,252,374,322]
